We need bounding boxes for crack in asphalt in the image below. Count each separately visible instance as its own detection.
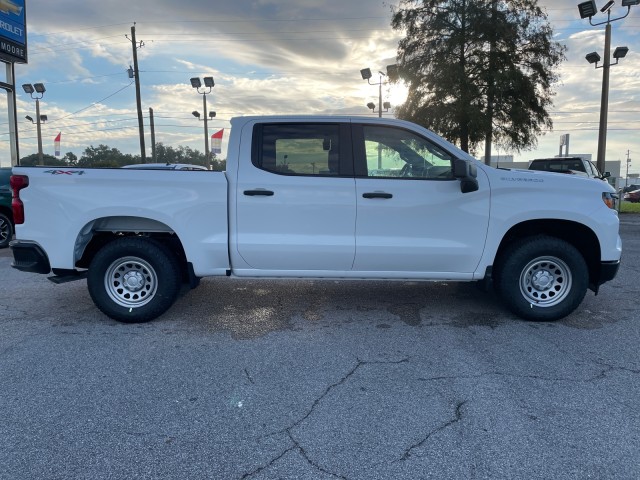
[241,356,637,478]
[242,357,409,479]
[244,368,255,385]
[240,442,297,480]
[287,431,349,480]
[416,366,630,384]
[592,358,640,376]
[399,400,467,462]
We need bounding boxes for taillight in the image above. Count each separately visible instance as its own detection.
[10,175,29,224]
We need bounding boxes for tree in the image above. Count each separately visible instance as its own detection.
[391,0,566,160]
[154,143,226,171]
[77,145,138,168]
[19,153,67,166]
[62,152,78,166]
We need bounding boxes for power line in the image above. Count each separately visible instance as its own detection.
[52,82,135,122]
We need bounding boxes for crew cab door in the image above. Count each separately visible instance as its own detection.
[351,124,490,276]
[233,121,356,272]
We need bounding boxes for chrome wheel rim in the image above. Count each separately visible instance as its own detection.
[519,256,572,307]
[104,256,157,308]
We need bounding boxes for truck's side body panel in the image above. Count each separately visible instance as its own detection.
[478,168,622,271]
[13,168,230,276]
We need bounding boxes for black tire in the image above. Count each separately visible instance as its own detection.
[495,235,588,321]
[87,237,181,323]
[0,212,12,249]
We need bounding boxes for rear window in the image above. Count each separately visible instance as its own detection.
[252,124,342,176]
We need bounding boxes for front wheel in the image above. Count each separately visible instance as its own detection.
[495,236,588,321]
[87,237,181,323]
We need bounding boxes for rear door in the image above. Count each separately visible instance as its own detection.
[234,121,357,272]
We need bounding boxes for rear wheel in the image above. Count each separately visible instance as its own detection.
[0,212,12,249]
[88,237,181,323]
[495,236,588,321]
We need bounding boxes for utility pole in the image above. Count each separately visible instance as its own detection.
[128,24,146,162]
[149,107,156,162]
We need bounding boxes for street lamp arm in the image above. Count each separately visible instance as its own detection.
[589,5,631,25]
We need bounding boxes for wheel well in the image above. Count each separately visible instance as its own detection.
[494,219,601,285]
[76,231,189,281]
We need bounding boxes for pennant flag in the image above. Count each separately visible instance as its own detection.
[54,132,61,157]
[211,129,224,154]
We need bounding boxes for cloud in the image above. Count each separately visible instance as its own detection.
[2,0,636,174]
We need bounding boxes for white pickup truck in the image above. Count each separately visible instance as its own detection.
[10,116,621,323]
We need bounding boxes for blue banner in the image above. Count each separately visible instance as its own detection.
[0,0,26,63]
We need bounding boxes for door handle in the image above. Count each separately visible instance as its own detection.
[362,192,393,199]
[244,189,274,196]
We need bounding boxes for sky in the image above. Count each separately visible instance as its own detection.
[1,0,639,175]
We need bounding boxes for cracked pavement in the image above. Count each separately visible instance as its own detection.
[0,221,639,479]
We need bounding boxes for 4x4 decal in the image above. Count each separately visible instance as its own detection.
[43,170,85,175]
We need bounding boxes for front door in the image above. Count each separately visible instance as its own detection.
[352,124,490,276]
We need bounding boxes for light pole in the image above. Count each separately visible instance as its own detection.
[22,83,46,165]
[577,0,638,175]
[190,77,215,163]
[360,65,397,117]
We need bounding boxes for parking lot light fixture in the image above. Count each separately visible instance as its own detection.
[190,77,215,162]
[586,52,601,64]
[578,0,597,17]
[613,46,629,59]
[578,0,638,174]
[22,82,46,165]
[360,65,396,118]
[360,68,372,80]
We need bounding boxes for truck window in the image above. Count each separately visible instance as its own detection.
[253,124,342,176]
[359,125,453,180]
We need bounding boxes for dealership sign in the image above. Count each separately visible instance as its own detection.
[0,0,27,63]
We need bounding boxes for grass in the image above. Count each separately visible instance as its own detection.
[620,201,640,214]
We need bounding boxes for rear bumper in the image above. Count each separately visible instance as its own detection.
[10,240,51,274]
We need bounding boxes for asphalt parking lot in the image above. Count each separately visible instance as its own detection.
[1,219,639,479]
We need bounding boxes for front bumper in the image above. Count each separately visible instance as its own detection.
[10,240,51,274]
[589,259,620,294]
[598,260,620,285]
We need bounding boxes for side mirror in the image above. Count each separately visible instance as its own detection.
[602,171,611,179]
[453,159,479,193]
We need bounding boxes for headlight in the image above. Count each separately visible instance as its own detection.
[602,192,617,209]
